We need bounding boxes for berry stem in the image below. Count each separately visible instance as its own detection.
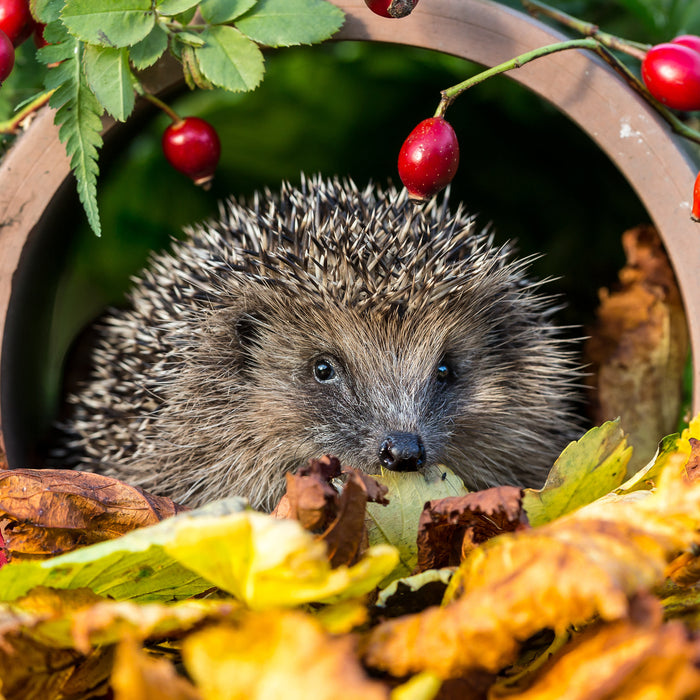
[0,90,54,134]
[434,37,598,116]
[433,34,700,148]
[521,0,651,60]
[139,90,184,126]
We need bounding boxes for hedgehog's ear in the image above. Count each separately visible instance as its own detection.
[234,309,268,370]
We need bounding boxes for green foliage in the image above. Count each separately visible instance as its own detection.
[27,0,345,235]
[38,22,104,237]
[522,420,632,527]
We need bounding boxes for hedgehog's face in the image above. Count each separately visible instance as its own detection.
[221,289,545,491]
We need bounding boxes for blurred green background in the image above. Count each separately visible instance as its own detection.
[1,0,699,459]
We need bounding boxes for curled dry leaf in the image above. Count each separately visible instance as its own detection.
[0,587,240,699]
[490,596,700,700]
[274,456,344,531]
[111,637,201,700]
[361,467,700,679]
[273,458,389,568]
[0,468,186,560]
[415,485,525,573]
[585,224,689,472]
[0,621,114,700]
[182,611,389,700]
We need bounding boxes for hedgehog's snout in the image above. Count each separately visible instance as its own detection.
[378,431,426,472]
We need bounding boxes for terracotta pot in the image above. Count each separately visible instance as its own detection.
[0,0,698,466]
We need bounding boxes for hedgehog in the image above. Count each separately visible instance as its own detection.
[54,175,582,511]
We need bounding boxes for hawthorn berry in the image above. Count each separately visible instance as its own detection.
[398,116,459,201]
[692,171,700,222]
[364,0,418,19]
[162,116,221,187]
[641,42,700,111]
[0,28,14,83]
[672,35,700,55]
[0,0,31,45]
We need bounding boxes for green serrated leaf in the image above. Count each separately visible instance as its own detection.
[30,0,62,23]
[236,0,344,47]
[195,25,264,92]
[199,0,257,24]
[61,0,155,48]
[366,465,469,581]
[39,29,103,237]
[129,24,169,69]
[522,420,632,527]
[40,18,69,47]
[156,0,200,15]
[84,45,135,122]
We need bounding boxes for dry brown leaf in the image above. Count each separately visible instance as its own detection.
[273,457,388,568]
[491,596,700,699]
[277,456,343,531]
[112,637,202,700]
[182,610,390,700]
[0,624,114,700]
[416,486,525,572]
[585,225,689,472]
[0,468,186,560]
[361,475,700,680]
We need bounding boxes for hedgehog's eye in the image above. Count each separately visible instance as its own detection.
[313,358,337,383]
[436,359,453,383]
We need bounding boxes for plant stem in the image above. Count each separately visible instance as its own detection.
[522,0,650,60]
[434,38,598,117]
[0,90,54,135]
[139,90,183,125]
[433,33,700,148]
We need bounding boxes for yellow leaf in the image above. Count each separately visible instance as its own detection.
[361,467,700,679]
[163,510,398,609]
[112,637,201,700]
[493,607,700,699]
[182,611,389,700]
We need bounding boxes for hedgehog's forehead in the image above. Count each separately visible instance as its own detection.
[206,207,508,311]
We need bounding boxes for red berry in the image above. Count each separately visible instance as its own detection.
[692,171,700,222]
[0,28,14,83]
[641,43,700,111]
[672,35,700,55]
[0,0,31,45]
[398,116,459,200]
[364,0,418,18]
[162,116,221,187]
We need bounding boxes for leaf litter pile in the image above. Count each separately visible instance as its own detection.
[0,225,697,699]
[1,418,700,699]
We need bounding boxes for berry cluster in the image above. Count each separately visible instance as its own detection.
[642,36,700,112]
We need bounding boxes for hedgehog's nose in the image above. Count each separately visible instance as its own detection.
[378,432,426,472]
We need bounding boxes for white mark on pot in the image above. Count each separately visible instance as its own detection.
[619,117,644,143]
[679,200,691,211]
